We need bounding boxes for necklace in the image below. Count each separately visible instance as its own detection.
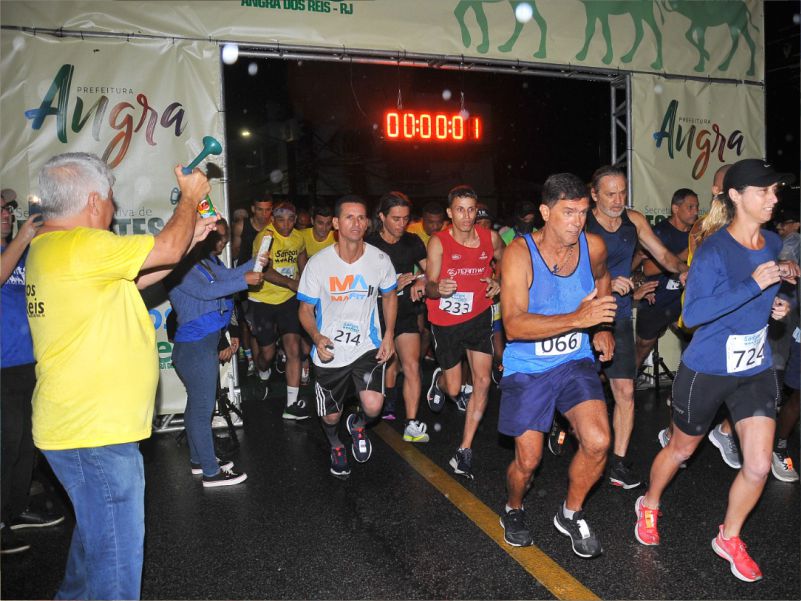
[551,245,575,274]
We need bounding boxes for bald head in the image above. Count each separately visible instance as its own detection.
[711,164,732,196]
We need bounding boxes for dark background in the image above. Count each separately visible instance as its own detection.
[222,0,800,219]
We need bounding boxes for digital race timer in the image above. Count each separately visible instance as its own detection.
[384,110,483,142]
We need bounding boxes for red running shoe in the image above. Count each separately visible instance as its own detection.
[634,496,660,546]
[711,525,763,582]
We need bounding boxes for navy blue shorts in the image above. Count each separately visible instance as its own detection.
[498,359,605,437]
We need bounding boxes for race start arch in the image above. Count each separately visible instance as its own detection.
[1,0,766,413]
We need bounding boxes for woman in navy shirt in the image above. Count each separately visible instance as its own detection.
[633,159,799,582]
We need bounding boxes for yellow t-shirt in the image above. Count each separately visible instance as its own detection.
[300,227,335,258]
[26,227,157,450]
[250,224,305,305]
[407,220,431,246]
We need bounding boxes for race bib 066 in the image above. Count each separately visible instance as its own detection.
[535,332,583,357]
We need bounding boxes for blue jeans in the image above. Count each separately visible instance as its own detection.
[42,443,145,600]
[172,331,220,476]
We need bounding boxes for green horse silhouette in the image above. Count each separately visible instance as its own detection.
[453,0,547,58]
[575,0,664,70]
[663,0,758,76]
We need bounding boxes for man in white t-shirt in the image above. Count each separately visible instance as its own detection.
[298,195,397,478]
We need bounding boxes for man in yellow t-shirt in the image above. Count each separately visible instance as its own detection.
[300,204,336,257]
[248,201,309,419]
[407,200,447,247]
[26,152,212,600]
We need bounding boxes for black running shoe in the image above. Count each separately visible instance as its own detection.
[553,509,603,558]
[427,367,445,413]
[202,465,247,488]
[449,447,474,480]
[500,508,533,547]
[282,399,311,421]
[548,419,567,456]
[330,446,351,479]
[346,413,372,463]
[609,460,642,489]
[275,350,287,374]
[190,458,233,476]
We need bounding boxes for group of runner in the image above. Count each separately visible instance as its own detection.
[230,159,798,583]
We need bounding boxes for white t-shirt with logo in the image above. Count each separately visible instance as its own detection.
[297,243,397,368]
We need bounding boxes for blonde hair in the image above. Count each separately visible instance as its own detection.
[690,194,733,252]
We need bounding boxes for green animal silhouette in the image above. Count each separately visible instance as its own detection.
[453,0,547,58]
[575,0,664,70]
[663,0,758,76]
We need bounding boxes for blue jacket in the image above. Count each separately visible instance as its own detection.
[167,255,254,342]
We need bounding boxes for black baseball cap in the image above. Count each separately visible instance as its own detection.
[476,207,492,222]
[514,200,537,219]
[722,159,795,192]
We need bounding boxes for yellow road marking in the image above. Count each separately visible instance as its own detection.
[374,422,600,601]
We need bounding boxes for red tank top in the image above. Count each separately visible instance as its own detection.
[427,226,494,326]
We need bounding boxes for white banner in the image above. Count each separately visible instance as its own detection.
[0,33,224,414]
[631,73,764,224]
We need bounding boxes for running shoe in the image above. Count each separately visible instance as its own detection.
[634,495,660,545]
[426,367,445,413]
[346,413,372,463]
[8,509,65,530]
[553,508,603,558]
[454,391,469,412]
[708,425,742,469]
[282,399,311,421]
[449,447,474,479]
[202,465,247,488]
[500,508,533,547]
[711,525,762,582]
[190,458,233,476]
[548,419,567,456]
[329,447,351,479]
[382,396,396,421]
[771,450,799,482]
[403,420,430,443]
[0,526,30,555]
[609,460,642,489]
[657,428,685,469]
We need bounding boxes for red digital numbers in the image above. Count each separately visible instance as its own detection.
[384,111,482,142]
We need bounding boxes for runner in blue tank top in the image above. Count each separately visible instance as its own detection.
[586,165,689,489]
[498,173,617,558]
[634,159,799,583]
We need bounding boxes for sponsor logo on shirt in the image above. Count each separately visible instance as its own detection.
[447,267,486,278]
[328,274,374,301]
[479,251,488,261]
[451,254,461,260]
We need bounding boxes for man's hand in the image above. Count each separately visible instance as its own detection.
[219,346,235,363]
[633,279,659,303]
[245,271,264,286]
[376,335,395,364]
[438,278,457,297]
[481,277,500,298]
[573,288,617,329]
[593,330,615,362]
[314,334,335,363]
[174,165,211,204]
[192,215,219,245]
[229,337,240,355]
[409,277,426,302]
[679,271,689,287]
[772,297,791,321]
[778,260,800,284]
[18,214,43,243]
[610,276,634,296]
[397,272,416,291]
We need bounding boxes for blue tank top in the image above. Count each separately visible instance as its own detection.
[586,209,637,319]
[503,232,595,375]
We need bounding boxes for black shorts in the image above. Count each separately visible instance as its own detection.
[601,318,636,380]
[430,308,494,370]
[635,299,682,340]
[246,297,301,347]
[671,362,779,436]
[379,299,420,337]
[313,350,385,416]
